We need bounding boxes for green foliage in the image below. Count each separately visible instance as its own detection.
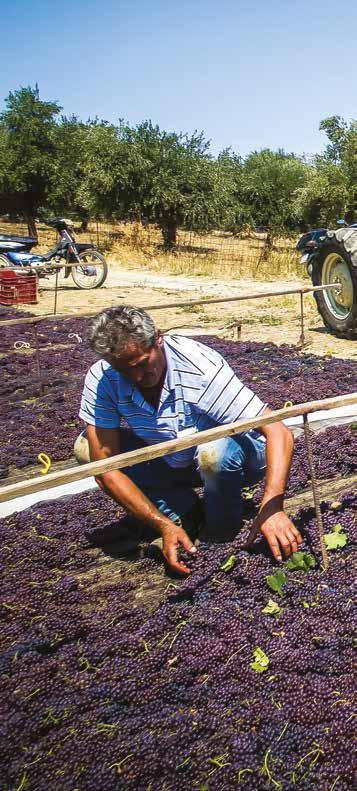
[0,84,355,237]
[220,554,237,573]
[262,599,282,617]
[251,647,270,673]
[241,148,308,232]
[266,570,286,597]
[294,116,357,227]
[324,524,348,551]
[0,86,61,233]
[286,552,316,572]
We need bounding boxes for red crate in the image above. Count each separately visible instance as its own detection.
[0,270,38,305]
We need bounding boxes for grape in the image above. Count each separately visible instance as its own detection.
[1,484,355,789]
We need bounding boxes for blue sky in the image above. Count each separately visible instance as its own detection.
[1,0,355,158]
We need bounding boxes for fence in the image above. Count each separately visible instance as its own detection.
[0,219,300,279]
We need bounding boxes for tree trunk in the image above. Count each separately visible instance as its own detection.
[262,231,273,261]
[24,212,38,240]
[162,219,177,249]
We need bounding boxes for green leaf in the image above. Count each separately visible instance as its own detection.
[266,570,286,597]
[324,524,348,550]
[262,599,282,617]
[251,647,270,673]
[286,551,316,572]
[220,554,237,573]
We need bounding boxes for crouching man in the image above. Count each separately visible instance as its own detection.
[75,305,302,574]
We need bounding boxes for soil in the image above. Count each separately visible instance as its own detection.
[11,258,357,359]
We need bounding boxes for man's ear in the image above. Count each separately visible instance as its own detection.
[156,330,164,347]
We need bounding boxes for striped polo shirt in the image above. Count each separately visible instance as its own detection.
[79,334,266,467]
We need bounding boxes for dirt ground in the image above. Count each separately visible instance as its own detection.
[14,257,357,360]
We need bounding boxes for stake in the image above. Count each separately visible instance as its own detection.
[53,269,59,315]
[299,290,306,347]
[33,325,44,396]
[303,413,329,569]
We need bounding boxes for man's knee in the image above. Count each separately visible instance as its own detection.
[197,437,243,478]
[74,429,90,464]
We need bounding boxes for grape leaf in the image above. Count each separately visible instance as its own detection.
[262,599,282,617]
[266,570,286,597]
[287,551,316,572]
[220,554,237,572]
[324,524,348,551]
[251,647,270,673]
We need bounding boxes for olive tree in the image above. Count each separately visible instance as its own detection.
[0,86,61,237]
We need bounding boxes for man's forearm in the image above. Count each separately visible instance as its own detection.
[260,424,294,511]
[96,470,175,535]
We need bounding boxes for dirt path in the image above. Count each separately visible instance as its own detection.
[10,258,357,359]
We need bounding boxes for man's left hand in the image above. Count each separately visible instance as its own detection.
[259,511,303,562]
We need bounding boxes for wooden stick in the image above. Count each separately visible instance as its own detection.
[33,325,44,396]
[299,291,306,347]
[0,392,356,504]
[53,269,59,315]
[0,283,341,328]
[303,413,329,569]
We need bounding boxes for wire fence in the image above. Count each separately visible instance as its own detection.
[0,219,301,279]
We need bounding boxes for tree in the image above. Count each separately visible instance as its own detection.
[319,115,357,219]
[120,122,223,247]
[0,86,61,236]
[241,149,308,234]
[293,116,357,229]
[48,115,89,223]
[292,161,349,228]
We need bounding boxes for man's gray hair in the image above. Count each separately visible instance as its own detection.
[88,305,157,357]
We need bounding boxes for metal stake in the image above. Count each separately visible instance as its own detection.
[303,413,329,569]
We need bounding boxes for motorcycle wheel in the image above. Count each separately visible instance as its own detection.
[312,230,357,339]
[71,250,108,289]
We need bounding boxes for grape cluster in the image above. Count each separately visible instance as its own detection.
[0,486,355,790]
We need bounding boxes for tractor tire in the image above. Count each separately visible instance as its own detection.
[311,227,357,339]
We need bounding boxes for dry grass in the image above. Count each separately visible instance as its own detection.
[0,219,303,281]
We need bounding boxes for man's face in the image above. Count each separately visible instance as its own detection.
[105,332,166,388]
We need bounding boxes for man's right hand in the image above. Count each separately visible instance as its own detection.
[161,524,197,575]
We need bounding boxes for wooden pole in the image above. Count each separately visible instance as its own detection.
[0,284,342,329]
[53,269,59,315]
[0,393,356,504]
[299,291,306,347]
[33,325,44,396]
[303,413,329,569]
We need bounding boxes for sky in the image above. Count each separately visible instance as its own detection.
[0,0,355,158]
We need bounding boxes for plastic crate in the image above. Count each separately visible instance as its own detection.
[0,269,38,305]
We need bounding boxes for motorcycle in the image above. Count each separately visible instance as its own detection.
[0,217,108,289]
[296,220,357,339]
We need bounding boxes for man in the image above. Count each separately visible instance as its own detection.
[77,305,302,574]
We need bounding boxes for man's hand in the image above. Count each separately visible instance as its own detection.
[161,524,197,575]
[260,511,303,562]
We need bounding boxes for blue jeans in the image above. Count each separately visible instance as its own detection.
[119,423,266,537]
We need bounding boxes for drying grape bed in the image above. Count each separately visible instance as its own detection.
[0,488,355,790]
[1,311,356,481]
